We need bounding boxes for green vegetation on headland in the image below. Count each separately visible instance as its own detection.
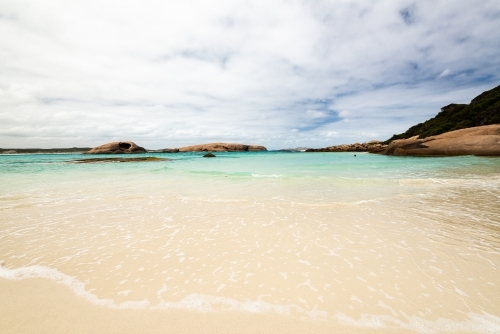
[305,84,500,155]
[385,84,500,143]
[0,147,92,154]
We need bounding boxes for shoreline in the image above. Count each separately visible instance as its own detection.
[1,264,498,334]
[0,278,410,334]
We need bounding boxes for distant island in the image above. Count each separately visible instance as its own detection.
[176,142,267,152]
[150,143,267,152]
[0,142,267,155]
[0,147,92,154]
[84,142,267,154]
[84,142,147,154]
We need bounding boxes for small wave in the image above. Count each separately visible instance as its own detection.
[1,265,500,333]
[252,173,283,178]
[0,265,147,309]
[335,312,500,334]
[0,265,299,314]
[152,294,296,314]
[176,195,247,203]
[288,199,382,207]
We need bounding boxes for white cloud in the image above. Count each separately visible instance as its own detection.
[438,69,452,78]
[338,110,350,118]
[306,110,327,119]
[0,0,500,149]
[324,131,339,138]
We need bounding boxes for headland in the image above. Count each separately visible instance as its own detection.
[307,84,500,156]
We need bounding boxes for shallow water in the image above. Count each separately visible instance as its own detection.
[1,152,500,332]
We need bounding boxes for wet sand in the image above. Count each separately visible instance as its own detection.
[0,279,413,334]
[1,194,499,333]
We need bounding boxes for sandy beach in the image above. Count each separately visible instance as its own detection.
[1,152,500,333]
[2,278,417,334]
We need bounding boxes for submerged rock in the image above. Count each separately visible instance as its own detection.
[85,141,147,154]
[203,153,216,158]
[72,157,167,163]
[178,142,267,152]
[382,124,500,156]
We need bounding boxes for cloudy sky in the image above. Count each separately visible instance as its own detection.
[1,0,499,149]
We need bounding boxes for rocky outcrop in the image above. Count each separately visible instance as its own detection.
[382,124,500,156]
[85,141,147,154]
[203,153,216,158]
[306,140,387,153]
[178,142,267,152]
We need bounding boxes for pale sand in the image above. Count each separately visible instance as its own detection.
[2,166,500,333]
[0,278,410,334]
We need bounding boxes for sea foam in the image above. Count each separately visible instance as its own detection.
[1,265,500,333]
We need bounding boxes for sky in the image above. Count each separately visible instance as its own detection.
[1,0,500,149]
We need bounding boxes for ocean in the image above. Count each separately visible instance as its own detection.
[1,151,500,333]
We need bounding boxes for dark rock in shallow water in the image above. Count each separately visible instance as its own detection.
[203,153,216,158]
[72,157,167,163]
[85,141,147,154]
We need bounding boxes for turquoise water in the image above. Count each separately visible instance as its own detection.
[2,151,499,204]
[2,151,500,201]
[1,151,499,178]
[1,152,500,332]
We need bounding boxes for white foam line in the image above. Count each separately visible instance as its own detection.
[0,265,301,315]
[335,312,500,334]
[2,265,500,333]
[153,294,297,314]
[0,265,147,309]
